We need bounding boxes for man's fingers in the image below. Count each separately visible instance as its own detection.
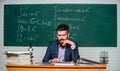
[51,58,60,62]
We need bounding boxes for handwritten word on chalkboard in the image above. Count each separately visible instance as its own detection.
[4,4,117,47]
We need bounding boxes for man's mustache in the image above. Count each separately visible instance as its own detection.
[59,39,65,41]
[58,39,64,44]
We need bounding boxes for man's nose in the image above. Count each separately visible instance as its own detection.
[60,36,64,39]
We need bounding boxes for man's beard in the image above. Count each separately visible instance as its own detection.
[58,39,66,47]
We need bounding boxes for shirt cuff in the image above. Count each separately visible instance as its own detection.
[71,45,76,49]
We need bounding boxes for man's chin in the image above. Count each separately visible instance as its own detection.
[58,42,63,45]
[57,40,64,45]
[59,41,64,44]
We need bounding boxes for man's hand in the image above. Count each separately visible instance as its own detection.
[62,39,75,47]
[50,58,60,63]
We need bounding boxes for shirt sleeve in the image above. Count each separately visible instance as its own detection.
[71,45,76,50]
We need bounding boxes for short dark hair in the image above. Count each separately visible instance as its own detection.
[56,24,69,31]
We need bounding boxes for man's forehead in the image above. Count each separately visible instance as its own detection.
[57,30,68,33]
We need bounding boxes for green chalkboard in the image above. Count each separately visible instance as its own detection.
[4,4,117,47]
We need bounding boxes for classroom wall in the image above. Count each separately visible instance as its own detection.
[0,0,120,71]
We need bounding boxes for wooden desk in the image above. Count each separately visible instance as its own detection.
[6,64,106,71]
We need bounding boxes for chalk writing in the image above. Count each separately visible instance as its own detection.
[69,23,80,30]
[12,5,91,44]
[56,7,90,13]
[56,16,86,22]
[18,8,39,17]
[53,5,90,40]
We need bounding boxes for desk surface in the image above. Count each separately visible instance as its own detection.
[6,64,107,71]
[6,63,106,68]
